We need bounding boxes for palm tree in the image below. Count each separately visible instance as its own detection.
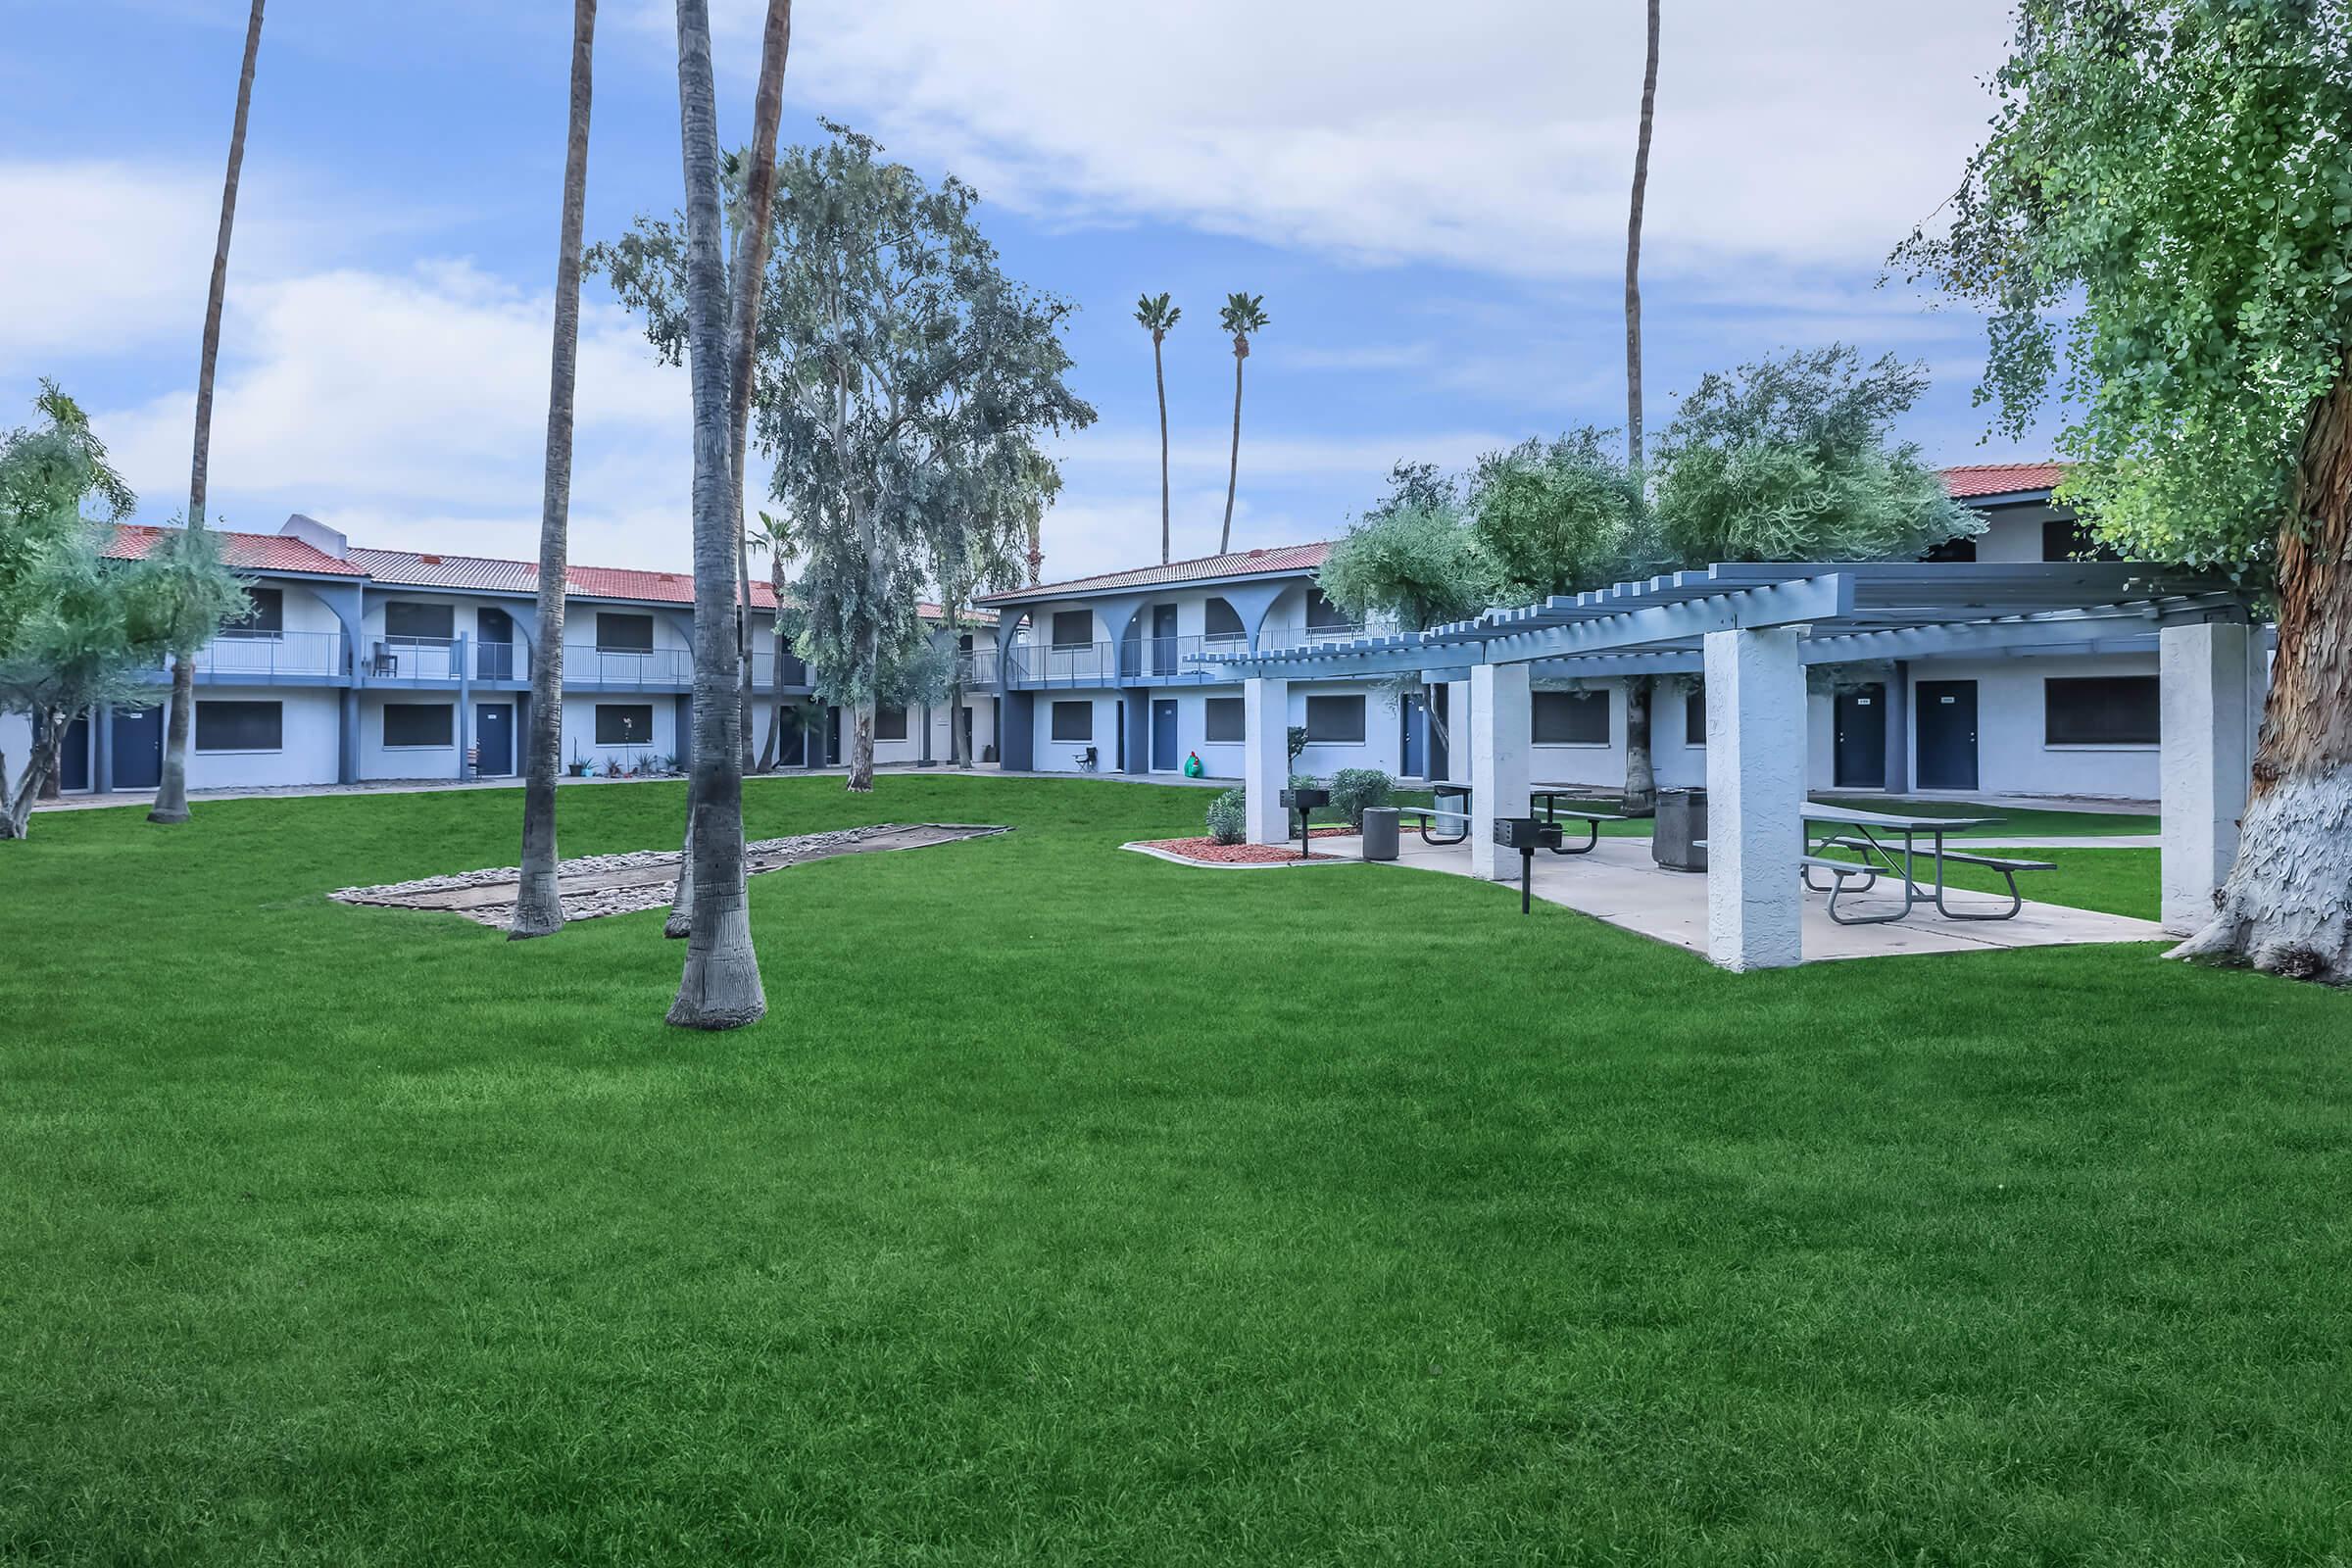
[1619,0,1663,819]
[1135,292,1180,564]
[729,1,793,774]
[1216,291,1268,554]
[509,0,598,940]
[666,0,765,1030]
[151,0,265,827]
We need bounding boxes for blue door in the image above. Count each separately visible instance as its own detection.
[474,703,514,775]
[1915,679,1978,791]
[1152,605,1179,675]
[1150,700,1179,771]
[1400,693,1427,778]
[112,706,163,790]
[57,712,91,792]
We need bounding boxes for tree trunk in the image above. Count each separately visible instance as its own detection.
[1154,336,1171,564]
[664,805,695,939]
[949,672,968,767]
[847,700,876,791]
[154,0,265,828]
[2169,364,2352,983]
[1,716,67,840]
[510,0,596,941]
[1221,339,1248,554]
[665,0,765,1031]
[148,657,197,823]
[1624,0,1658,474]
[1621,675,1657,817]
[728,0,794,778]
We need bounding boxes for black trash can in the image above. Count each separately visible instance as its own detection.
[1359,806,1400,861]
[1653,788,1708,871]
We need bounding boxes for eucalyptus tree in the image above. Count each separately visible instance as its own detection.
[1897,0,2352,982]
[1135,292,1180,564]
[510,0,598,942]
[663,0,764,1031]
[152,0,265,827]
[1216,292,1268,553]
[747,510,793,770]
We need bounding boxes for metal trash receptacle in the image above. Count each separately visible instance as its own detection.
[1359,807,1400,861]
[1653,788,1708,871]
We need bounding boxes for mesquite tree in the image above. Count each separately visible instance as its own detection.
[1898,0,2352,982]
[1315,481,1495,757]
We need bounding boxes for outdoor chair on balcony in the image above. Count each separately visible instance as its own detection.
[368,643,398,677]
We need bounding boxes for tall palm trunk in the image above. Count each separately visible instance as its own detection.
[151,0,264,826]
[2171,361,2352,983]
[1219,337,1248,554]
[1618,0,1662,819]
[1153,336,1171,564]
[666,0,764,1030]
[509,0,597,941]
[729,1,790,776]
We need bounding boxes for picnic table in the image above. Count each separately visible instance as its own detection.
[1531,788,1622,855]
[1795,803,2053,924]
[1397,782,1472,846]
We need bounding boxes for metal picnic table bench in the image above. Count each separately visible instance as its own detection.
[1794,803,2054,924]
[1396,782,1472,846]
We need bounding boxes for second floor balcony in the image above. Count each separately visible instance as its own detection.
[999,623,1367,688]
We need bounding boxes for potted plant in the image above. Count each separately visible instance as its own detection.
[566,741,590,778]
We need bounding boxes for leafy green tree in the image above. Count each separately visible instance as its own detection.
[663,0,765,1030]
[1217,292,1269,553]
[1316,494,1494,760]
[1650,346,1977,565]
[153,0,266,828]
[1136,293,1180,564]
[510,0,598,941]
[1896,0,2352,982]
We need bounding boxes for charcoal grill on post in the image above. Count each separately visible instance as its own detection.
[1494,815,1563,913]
[1278,785,1329,861]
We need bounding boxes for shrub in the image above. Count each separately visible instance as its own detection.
[1286,725,1308,766]
[1204,788,1247,845]
[1328,767,1396,828]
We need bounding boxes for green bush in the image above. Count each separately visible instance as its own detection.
[1204,788,1248,845]
[1328,767,1396,828]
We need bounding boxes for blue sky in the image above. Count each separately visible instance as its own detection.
[3,0,2056,583]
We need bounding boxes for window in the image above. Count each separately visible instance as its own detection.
[1923,535,1978,563]
[224,586,283,638]
[383,601,455,641]
[1533,689,1610,745]
[2042,516,2122,563]
[598,612,655,651]
[595,704,654,746]
[1203,697,1246,743]
[1204,598,1246,641]
[382,703,453,748]
[1051,700,1093,741]
[875,706,908,741]
[2044,676,2159,746]
[195,700,281,752]
[1303,694,1365,744]
[1684,686,1706,747]
[1051,611,1094,649]
[1305,588,1351,630]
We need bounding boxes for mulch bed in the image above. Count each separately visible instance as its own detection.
[1135,827,1352,865]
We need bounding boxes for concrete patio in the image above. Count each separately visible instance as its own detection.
[1322,832,2168,963]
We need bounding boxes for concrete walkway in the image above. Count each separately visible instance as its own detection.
[1329,833,2167,965]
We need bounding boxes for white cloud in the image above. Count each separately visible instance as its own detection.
[696,0,2009,281]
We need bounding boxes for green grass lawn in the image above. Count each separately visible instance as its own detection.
[3,775,2346,1565]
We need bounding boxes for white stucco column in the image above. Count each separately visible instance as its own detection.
[1703,626,1806,971]
[1243,676,1290,845]
[1446,678,1473,783]
[1468,662,1532,881]
[2159,620,2254,935]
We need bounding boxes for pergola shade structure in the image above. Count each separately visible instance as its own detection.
[1202,563,2262,971]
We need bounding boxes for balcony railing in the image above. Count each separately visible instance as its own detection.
[750,648,811,689]
[564,644,693,687]
[472,640,525,681]
[999,624,1366,687]
[952,648,1001,690]
[193,628,346,680]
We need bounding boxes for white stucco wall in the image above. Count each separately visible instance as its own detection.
[1902,652,2162,799]
[560,693,680,773]
[186,688,343,790]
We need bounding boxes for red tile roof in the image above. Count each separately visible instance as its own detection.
[977,541,1334,605]
[1942,463,2068,499]
[103,523,371,577]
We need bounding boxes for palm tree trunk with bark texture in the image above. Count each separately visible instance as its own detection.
[510,0,597,940]
[1220,340,1248,555]
[1154,336,1171,564]
[153,0,264,826]
[665,0,764,1030]
[2171,362,2352,982]
[1617,0,1661,819]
